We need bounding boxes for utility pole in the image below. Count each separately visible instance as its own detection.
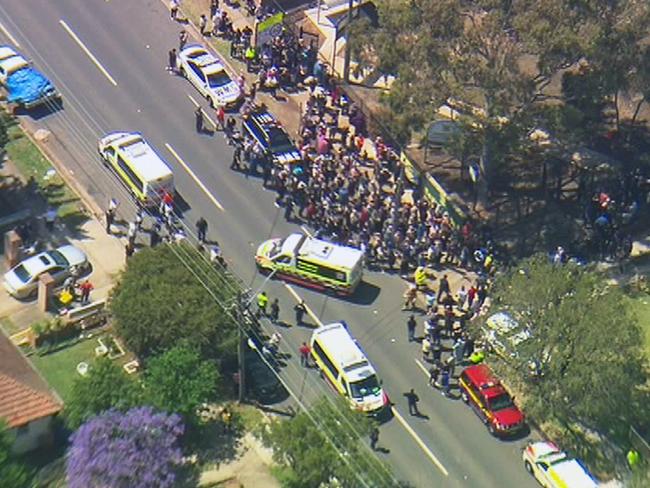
[236,291,247,403]
[343,0,354,83]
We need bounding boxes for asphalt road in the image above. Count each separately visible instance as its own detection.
[0,1,539,486]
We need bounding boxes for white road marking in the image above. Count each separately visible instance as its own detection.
[276,262,448,477]
[300,225,313,237]
[283,283,323,327]
[164,143,225,211]
[415,358,429,375]
[391,407,449,476]
[186,93,217,127]
[0,21,20,47]
[59,19,117,86]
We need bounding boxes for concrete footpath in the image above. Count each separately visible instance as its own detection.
[0,216,125,335]
[199,433,280,488]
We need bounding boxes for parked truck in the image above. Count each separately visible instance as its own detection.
[0,46,60,110]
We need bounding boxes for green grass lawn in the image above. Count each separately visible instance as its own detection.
[5,124,86,226]
[30,336,103,402]
[627,293,650,359]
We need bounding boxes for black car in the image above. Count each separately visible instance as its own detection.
[244,344,287,404]
[242,107,301,165]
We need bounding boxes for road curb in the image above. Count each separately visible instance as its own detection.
[18,117,104,220]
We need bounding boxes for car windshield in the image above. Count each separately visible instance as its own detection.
[488,393,514,411]
[12,264,31,283]
[349,374,381,399]
[206,71,231,88]
[266,127,293,151]
[48,250,70,267]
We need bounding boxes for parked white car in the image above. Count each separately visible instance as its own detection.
[523,441,598,488]
[3,245,88,299]
[177,44,241,108]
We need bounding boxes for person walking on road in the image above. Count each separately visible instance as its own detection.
[216,105,226,130]
[402,284,417,310]
[269,298,280,323]
[196,216,208,243]
[404,388,420,416]
[428,364,440,388]
[440,368,451,397]
[195,106,204,133]
[179,29,188,49]
[167,48,177,73]
[299,342,311,367]
[407,314,417,342]
[370,427,379,451]
[294,300,307,326]
[257,291,268,316]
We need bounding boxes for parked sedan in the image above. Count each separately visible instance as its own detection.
[3,245,88,299]
[177,44,241,108]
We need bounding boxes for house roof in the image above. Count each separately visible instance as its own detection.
[0,332,62,428]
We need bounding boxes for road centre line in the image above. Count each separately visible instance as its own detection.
[0,21,20,47]
[281,287,450,478]
[186,93,217,128]
[415,358,429,375]
[391,407,450,476]
[164,143,225,211]
[59,19,117,86]
[282,283,324,327]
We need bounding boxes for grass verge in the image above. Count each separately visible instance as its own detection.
[5,124,87,228]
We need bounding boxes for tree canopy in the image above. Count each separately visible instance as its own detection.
[65,357,141,430]
[144,346,220,426]
[110,244,238,361]
[263,398,400,488]
[66,407,184,488]
[357,0,650,187]
[0,420,28,487]
[487,255,649,445]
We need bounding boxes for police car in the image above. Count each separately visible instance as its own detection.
[242,106,301,165]
[177,44,241,108]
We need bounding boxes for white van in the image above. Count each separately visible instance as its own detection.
[98,132,175,207]
[310,322,389,416]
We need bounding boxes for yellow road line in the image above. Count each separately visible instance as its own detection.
[0,21,20,47]
[59,19,117,86]
[186,93,217,128]
[391,407,449,476]
[164,143,225,211]
[283,283,323,327]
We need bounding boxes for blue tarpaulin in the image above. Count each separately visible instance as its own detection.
[6,67,55,105]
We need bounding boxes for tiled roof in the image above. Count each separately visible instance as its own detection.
[0,374,61,428]
[0,332,62,428]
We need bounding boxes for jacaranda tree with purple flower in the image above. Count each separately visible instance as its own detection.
[66,406,184,488]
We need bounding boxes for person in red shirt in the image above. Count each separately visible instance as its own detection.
[79,280,94,305]
[216,105,226,129]
[298,342,311,367]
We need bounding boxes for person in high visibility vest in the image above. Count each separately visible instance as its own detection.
[245,45,256,70]
[414,266,428,289]
[257,291,268,316]
[627,448,640,469]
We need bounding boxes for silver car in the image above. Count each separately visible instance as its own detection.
[3,245,88,299]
